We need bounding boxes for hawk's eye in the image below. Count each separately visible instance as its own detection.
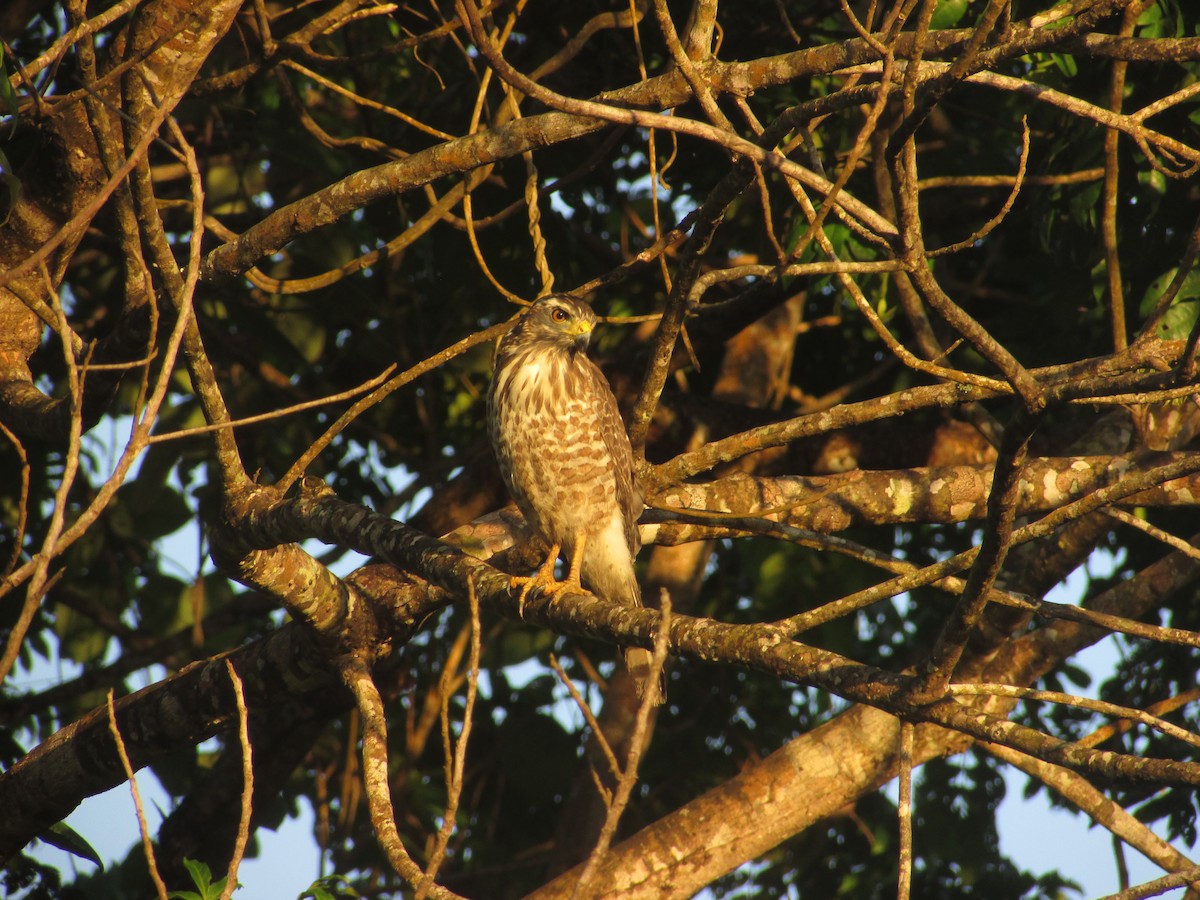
[550,307,569,323]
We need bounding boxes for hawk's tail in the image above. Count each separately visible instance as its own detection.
[624,647,665,706]
[582,541,665,705]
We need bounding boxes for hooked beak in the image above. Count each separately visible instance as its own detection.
[566,317,593,349]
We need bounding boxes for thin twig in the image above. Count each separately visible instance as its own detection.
[1137,206,1200,343]
[844,61,1200,167]
[1077,687,1200,750]
[0,270,86,682]
[950,684,1200,751]
[148,365,397,444]
[549,654,621,783]
[570,593,672,898]
[1100,2,1147,351]
[897,721,914,900]
[982,740,1200,897]
[341,658,467,899]
[1096,866,1200,900]
[215,166,492,296]
[928,117,1031,257]
[918,167,1104,189]
[646,511,1200,649]
[219,661,253,900]
[418,581,483,898]
[456,0,531,305]
[107,691,169,900]
[283,59,454,140]
[278,322,509,492]
[1104,508,1200,561]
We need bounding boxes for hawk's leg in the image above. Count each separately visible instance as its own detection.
[509,531,589,617]
[510,542,560,618]
[558,529,587,596]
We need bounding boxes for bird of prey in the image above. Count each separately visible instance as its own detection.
[487,294,662,705]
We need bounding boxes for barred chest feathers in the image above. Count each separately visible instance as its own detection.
[489,345,627,552]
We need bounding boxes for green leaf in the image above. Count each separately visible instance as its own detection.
[274,308,327,363]
[1050,52,1078,77]
[168,858,229,900]
[37,822,103,869]
[113,480,192,541]
[1138,267,1200,340]
[55,604,110,665]
[1138,166,1167,196]
[300,875,360,899]
[0,47,19,120]
[135,572,192,636]
[183,858,213,893]
[491,621,557,667]
[930,0,969,29]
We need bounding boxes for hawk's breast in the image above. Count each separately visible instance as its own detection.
[490,349,627,550]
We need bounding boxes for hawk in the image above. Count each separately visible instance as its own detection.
[488,294,662,705]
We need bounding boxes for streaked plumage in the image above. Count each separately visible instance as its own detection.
[487,294,661,704]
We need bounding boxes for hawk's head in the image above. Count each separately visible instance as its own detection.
[509,294,596,354]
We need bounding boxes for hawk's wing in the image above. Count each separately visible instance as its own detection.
[580,357,643,553]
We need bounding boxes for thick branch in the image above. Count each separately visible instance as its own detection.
[233,488,1200,790]
[647,452,1200,535]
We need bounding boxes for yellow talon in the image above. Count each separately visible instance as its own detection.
[510,543,560,618]
[510,531,589,617]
